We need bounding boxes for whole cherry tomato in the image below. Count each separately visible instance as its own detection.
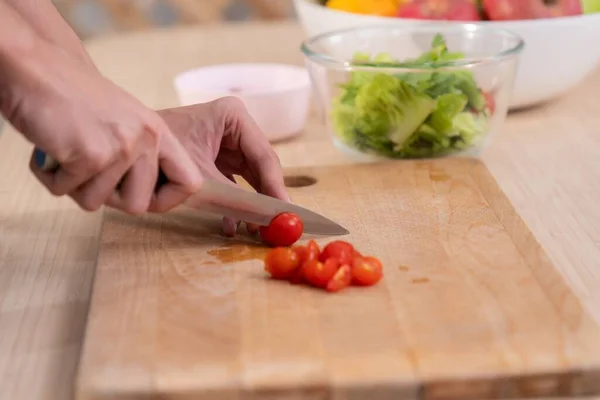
[303,258,339,288]
[319,240,355,264]
[260,212,304,247]
[264,247,300,280]
[351,256,383,286]
[326,264,352,293]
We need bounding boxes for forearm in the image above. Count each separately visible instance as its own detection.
[0,1,40,119]
[2,0,97,70]
[0,2,38,84]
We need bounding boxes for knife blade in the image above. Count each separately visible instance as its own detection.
[33,148,349,236]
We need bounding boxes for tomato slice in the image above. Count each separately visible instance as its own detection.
[264,247,300,280]
[320,240,355,264]
[292,245,307,263]
[352,249,363,259]
[303,258,339,288]
[293,239,320,264]
[483,90,496,115]
[260,212,304,247]
[288,266,305,285]
[326,264,352,293]
[351,256,383,286]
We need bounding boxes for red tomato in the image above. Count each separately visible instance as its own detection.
[351,256,383,286]
[264,247,300,280]
[483,91,496,115]
[288,267,305,285]
[260,212,304,247]
[292,239,320,264]
[303,258,339,288]
[326,264,352,293]
[319,240,354,264]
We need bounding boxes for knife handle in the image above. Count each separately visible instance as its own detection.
[33,148,169,192]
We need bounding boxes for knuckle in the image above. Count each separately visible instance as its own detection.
[216,96,246,113]
[77,195,101,212]
[264,147,282,167]
[114,126,137,160]
[47,184,63,197]
[85,147,111,173]
[122,200,148,216]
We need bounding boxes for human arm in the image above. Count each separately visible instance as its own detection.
[1,0,97,70]
[0,1,202,214]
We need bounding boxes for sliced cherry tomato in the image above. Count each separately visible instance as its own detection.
[483,90,496,115]
[264,247,300,280]
[288,267,305,285]
[326,264,352,293]
[352,249,363,259]
[319,240,354,264]
[351,256,383,286]
[303,258,339,288]
[292,239,320,264]
[260,212,304,247]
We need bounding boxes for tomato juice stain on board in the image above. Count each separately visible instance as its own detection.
[207,243,269,264]
[430,172,450,182]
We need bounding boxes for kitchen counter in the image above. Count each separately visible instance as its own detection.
[1,21,599,400]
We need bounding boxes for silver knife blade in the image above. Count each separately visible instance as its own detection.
[186,179,349,236]
[33,148,349,236]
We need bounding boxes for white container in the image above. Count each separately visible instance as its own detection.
[174,63,311,142]
[293,0,600,109]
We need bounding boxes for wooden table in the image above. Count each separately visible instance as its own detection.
[1,21,599,400]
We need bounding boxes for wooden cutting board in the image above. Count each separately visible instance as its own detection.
[76,158,600,400]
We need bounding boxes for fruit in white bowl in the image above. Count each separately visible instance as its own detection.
[482,0,582,20]
[294,0,600,109]
[397,0,481,20]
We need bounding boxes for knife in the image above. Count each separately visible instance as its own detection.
[33,148,349,236]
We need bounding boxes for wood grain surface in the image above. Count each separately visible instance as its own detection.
[1,22,600,400]
[76,159,600,400]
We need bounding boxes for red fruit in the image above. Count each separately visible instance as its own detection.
[303,258,339,288]
[326,264,353,293]
[397,0,482,21]
[482,91,496,115]
[319,240,355,265]
[264,247,301,280]
[351,256,384,286]
[259,212,304,247]
[482,0,582,21]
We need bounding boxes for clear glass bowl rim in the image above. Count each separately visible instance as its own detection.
[300,23,525,72]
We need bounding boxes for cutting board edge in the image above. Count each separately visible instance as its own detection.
[74,363,600,400]
[76,158,600,400]
[468,160,600,341]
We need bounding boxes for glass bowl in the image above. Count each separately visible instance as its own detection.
[301,24,525,161]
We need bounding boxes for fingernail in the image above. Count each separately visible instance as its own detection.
[222,217,238,237]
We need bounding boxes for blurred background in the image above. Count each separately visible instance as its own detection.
[52,0,297,39]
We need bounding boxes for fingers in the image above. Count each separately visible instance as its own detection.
[216,97,291,203]
[148,121,203,213]
[69,156,135,212]
[105,153,158,214]
[29,141,114,198]
[220,174,239,237]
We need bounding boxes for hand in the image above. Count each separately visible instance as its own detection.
[1,39,202,214]
[158,97,290,237]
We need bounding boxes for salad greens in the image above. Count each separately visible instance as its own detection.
[331,34,493,158]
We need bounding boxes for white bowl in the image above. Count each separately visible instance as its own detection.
[293,0,600,109]
[173,63,311,142]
